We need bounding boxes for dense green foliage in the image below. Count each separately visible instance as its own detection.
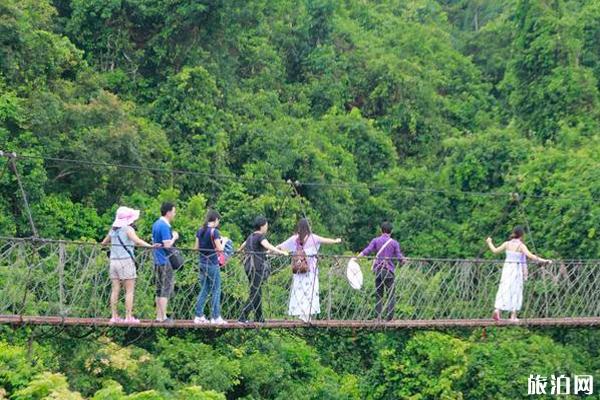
[1,0,598,257]
[0,327,599,399]
[1,0,599,398]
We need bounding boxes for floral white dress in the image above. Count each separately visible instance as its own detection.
[279,234,321,319]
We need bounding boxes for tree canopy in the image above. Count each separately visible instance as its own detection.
[1,0,599,398]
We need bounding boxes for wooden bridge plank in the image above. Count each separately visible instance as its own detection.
[1,315,599,329]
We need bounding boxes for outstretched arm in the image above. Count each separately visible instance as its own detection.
[395,243,405,264]
[261,239,288,256]
[314,234,342,245]
[356,239,376,257]
[276,235,296,252]
[486,237,507,254]
[126,228,153,247]
[519,243,550,263]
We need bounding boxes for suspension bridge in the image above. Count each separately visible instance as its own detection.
[1,151,599,330]
[1,237,599,329]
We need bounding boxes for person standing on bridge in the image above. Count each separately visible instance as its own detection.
[487,226,551,322]
[277,218,342,323]
[353,221,405,321]
[193,210,226,325]
[238,216,289,324]
[152,202,179,323]
[102,206,154,324]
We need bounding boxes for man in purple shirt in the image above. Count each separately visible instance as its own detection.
[354,221,404,321]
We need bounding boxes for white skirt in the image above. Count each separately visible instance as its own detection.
[288,270,320,317]
[494,261,524,312]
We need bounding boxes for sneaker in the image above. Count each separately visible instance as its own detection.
[194,316,209,324]
[124,317,140,324]
[160,317,174,324]
[109,317,123,324]
[210,317,227,325]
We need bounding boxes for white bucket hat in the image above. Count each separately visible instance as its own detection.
[112,206,140,228]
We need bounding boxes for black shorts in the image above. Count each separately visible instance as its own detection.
[154,263,174,298]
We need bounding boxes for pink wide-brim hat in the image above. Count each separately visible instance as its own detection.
[112,206,140,228]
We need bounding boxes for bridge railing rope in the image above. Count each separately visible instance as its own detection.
[0,237,599,323]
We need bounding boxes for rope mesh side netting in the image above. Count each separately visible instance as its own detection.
[0,237,599,327]
[1,152,600,328]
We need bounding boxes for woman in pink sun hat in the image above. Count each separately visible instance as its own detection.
[101,206,154,324]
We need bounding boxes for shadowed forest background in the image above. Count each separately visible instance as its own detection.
[0,0,599,398]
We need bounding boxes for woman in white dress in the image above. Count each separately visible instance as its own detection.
[278,218,342,322]
[486,226,551,321]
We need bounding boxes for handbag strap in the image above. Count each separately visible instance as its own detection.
[296,235,309,253]
[116,228,137,265]
[376,238,394,258]
[295,235,318,262]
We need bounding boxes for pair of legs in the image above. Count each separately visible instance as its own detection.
[110,279,135,320]
[155,263,174,321]
[109,259,137,322]
[195,262,222,319]
[240,267,268,322]
[375,268,395,321]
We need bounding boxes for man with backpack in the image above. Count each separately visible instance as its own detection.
[353,221,405,321]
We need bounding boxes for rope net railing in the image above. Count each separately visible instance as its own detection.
[0,237,599,326]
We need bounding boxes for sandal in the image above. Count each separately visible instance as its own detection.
[492,310,500,321]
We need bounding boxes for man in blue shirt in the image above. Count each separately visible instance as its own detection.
[152,202,179,322]
[354,221,404,321]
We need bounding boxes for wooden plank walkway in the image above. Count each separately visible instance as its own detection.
[1,315,600,329]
